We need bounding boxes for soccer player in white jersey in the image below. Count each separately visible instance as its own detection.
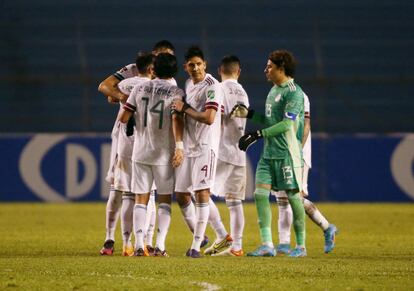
[112,52,154,256]
[171,46,225,258]
[121,53,184,257]
[97,40,175,256]
[273,93,338,255]
[204,55,249,257]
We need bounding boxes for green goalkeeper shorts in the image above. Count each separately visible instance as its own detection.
[255,156,302,191]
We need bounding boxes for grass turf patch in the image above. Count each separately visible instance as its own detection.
[0,203,413,290]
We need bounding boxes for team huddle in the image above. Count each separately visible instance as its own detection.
[97,40,338,258]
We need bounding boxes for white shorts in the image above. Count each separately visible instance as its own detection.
[302,163,310,196]
[211,160,246,200]
[175,148,217,193]
[131,162,174,195]
[105,133,119,183]
[113,156,132,192]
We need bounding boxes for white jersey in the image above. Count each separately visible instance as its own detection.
[183,73,223,157]
[219,79,249,166]
[110,64,138,137]
[116,76,151,158]
[124,78,184,165]
[303,93,311,168]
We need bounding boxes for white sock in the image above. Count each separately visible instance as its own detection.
[226,198,244,250]
[179,200,196,233]
[303,198,330,231]
[191,202,209,251]
[133,203,147,250]
[208,198,228,241]
[120,192,135,245]
[274,191,292,245]
[105,187,122,241]
[144,193,156,247]
[155,203,171,251]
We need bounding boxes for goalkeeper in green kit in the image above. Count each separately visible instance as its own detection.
[230,50,306,257]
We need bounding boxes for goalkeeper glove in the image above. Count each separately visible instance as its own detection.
[238,130,262,151]
[126,116,135,136]
[229,104,254,119]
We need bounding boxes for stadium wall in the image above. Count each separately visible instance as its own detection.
[0,133,413,202]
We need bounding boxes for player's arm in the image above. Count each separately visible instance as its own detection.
[171,99,217,125]
[119,91,137,124]
[229,103,266,124]
[98,75,128,103]
[302,113,310,147]
[239,92,301,151]
[171,111,184,167]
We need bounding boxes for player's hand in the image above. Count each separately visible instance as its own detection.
[230,104,254,119]
[172,149,184,168]
[107,96,119,104]
[171,99,185,112]
[238,130,263,151]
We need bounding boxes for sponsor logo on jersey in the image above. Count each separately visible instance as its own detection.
[207,90,215,100]
[284,112,297,120]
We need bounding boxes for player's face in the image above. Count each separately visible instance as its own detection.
[264,59,282,84]
[153,48,174,56]
[184,56,207,83]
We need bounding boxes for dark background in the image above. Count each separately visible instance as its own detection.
[1,0,413,133]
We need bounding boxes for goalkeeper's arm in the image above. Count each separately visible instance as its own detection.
[261,118,294,137]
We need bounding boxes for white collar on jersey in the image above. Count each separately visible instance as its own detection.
[222,78,239,84]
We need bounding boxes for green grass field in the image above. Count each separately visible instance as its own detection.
[0,203,413,290]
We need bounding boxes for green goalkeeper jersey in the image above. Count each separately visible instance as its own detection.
[260,79,304,164]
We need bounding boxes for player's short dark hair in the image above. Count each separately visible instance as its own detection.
[154,53,178,78]
[135,52,155,74]
[269,50,296,77]
[184,45,205,62]
[152,40,175,53]
[220,55,241,75]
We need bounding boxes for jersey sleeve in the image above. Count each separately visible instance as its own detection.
[117,78,136,95]
[204,84,223,112]
[123,85,139,113]
[113,64,136,81]
[283,90,304,121]
[304,93,310,118]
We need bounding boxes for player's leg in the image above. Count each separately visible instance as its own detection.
[153,164,174,257]
[286,188,306,257]
[187,188,210,258]
[133,193,150,256]
[131,162,153,256]
[212,163,245,257]
[175,156,197,233]
[144,190,156,254]
[212,198,244,257]
[247,158,275,257]
[100,185,122,255]
[301,164,338,253]
[282,161,306,257]
[113,156,135,256]
[204,197,231,255]
[272,190,292,255]
[120,192,135,256]
[154,194,171,257]
[187,151,217,258]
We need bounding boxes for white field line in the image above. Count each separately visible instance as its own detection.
[192,281,221,291]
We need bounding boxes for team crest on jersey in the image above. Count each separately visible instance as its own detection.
[275,94,281,102]
[207,90,215,100]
